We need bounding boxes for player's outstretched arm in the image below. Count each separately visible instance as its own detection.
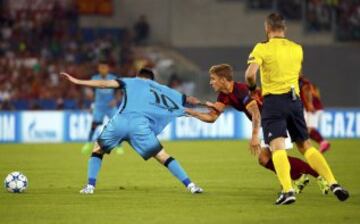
[185,101,225,123]
[60,72,120,89]
[186,96,201,105]
[185,108,218,123]
[245,100,261,155]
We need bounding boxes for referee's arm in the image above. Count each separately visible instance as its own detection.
[245,63,260,90]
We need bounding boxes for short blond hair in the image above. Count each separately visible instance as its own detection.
[209,64,233,81]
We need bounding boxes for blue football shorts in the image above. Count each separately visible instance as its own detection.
[97,113,163,160]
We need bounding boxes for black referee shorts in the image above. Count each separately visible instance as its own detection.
[261,93,309,144]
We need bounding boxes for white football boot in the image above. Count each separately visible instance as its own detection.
[80,184,95,194]
[187,182,204,194]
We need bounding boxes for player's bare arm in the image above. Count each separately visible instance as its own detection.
[245,63,260,89]
[186,96,201,105]
[245,100,261,155]
[185,101,225,123]
[60,72,120,89]
[302,84,315,112]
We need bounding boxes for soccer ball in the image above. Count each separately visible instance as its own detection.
[4,171,28,193]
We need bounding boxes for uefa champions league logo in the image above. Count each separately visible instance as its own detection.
[28,119,57,139]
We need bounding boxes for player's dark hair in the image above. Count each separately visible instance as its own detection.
[98,59,110,65]
[209,64,233,81]
[266,13,286,31]
[137,68,155,80]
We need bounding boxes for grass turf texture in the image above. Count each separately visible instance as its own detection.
[0,140,359,224]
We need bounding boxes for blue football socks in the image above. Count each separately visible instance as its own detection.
[164,157,191,187]
[87,153,103,186]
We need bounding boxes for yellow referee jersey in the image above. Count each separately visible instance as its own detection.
[247,37,303,96]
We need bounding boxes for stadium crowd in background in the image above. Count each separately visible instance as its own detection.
[247,0,360,40]
[336,0,360,40]
[0,1,153,111]
[133,15,150,46]
[306,0,334,31]
[1,0,359,111]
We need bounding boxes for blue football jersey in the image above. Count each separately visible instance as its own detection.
[91,73,118,108]
[117,78,186,134]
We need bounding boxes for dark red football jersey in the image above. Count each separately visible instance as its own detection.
[217,82,260,120]
[299,76,324,111]
[311,85,324,110]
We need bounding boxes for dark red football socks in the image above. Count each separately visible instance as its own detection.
[309,128,324,144]
[264,156,319,180]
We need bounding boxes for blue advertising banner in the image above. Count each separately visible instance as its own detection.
[0,112,20,143]
[319,109,360,138]
[64,111,93,142]
[21,111,64,143]
[0,109,359,143]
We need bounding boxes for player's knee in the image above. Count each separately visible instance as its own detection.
[91,152,104,159]
[154,149,170,164]
[269,137,286,150]
[92,142,105,155]
[258,154,270,167]
[258,157,266,166]
[296,139,312,154]
[163,156,175,167]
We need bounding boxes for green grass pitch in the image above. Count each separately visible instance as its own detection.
[0,140,359,224]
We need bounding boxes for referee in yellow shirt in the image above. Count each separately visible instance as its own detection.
[245,13,349,205]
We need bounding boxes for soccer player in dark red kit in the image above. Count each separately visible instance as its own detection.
[186,64,329,194]
[299,75,330,153]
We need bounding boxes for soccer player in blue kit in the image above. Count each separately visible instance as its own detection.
[61,70,203,194]
[82,60,122,155]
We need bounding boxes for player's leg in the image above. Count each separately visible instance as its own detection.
[259,147,297,192]
[262,95,295,205]
[305,110,330,153]
[82,121,103,154]
[269,138,294,189]
[80,113,127,194]
[309,111,330,153]
[269,138,296,204]
[259,142,319,180]
[128,120,203,194]
[291,101,348,201]
[258,146,322,193]
[88,108,105,141]
[296,140,349,201]
[106,107,124,155]
[87,122,102,142]
[153,149,203,194]
[80,143,104,194]
[82,108,104,155]
[309,128,330,153]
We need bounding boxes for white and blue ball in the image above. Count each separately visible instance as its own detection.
[4,171,28,193]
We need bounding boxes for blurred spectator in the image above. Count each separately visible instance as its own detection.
[167,73,195,96]
[0,99,15,110]
[168,73,183,91]
[277,0,302,20]
[336,0,360,40]
[306,0,333,31]
[246,0,275,10]
[133,15,150,46]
